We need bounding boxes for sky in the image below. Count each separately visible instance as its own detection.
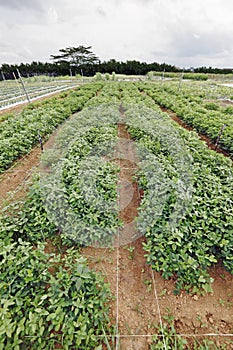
[0,0,233,68]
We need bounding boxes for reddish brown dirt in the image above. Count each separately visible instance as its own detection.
[0,130,58,209]
[160,106,231,158]
[82,242,233,349]
[0,148,41,208]
[153,263,233,348]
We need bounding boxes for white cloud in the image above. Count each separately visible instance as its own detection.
[0,0,233,68]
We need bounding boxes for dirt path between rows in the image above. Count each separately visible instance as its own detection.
[160,106,231,158]
[0,131,58,209]
[82,113,160,349]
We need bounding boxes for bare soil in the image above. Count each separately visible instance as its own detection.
[0,130,58,209]
[82,243,233,349]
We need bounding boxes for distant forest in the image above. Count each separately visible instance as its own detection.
[1,59,233,80]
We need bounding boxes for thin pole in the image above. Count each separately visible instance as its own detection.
[1,71,6,87]
[214,124,226,150]
[13,71,22,95]
[16,69,31,103]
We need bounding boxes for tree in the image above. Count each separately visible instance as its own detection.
[50,46,100,74]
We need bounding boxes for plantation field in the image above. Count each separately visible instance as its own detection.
[0,80,233,349]
[0,76,80,110]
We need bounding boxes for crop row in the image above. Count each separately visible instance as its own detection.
[0,103,122,348]
[0,242,111,349]
[0,82,103,173]
[137,81,233,155]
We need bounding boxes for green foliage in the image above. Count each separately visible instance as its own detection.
[111,72,116,81]
[95,72,103,81]
[0,241,111,349]
[150,316,187,349]
[138,81,233,154]
[0,112,14,122]
[105,73,110,80]
[0,83,103,173]
[44,129,121,246]
[183,73,208,81]
[50,45,100,68]
[224,105,233,115]
[147,71,154,80]
[0,104,122,247]
[204,102,220,110]
[152,72,208,81]
[1,81,233,314]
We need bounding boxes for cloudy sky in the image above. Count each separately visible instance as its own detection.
[0,0,233,68]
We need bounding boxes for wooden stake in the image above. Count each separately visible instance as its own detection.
[16,69,31,103]
[13,71,22,95]
[214,124,226,150]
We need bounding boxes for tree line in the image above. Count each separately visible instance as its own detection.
[1,45,232,80]
[0,60,180,80]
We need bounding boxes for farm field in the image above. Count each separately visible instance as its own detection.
[0,79,233,349]
[0,76,81,111]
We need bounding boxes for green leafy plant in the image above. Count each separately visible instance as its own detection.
[0,240,112,349]
[126,246,135,260]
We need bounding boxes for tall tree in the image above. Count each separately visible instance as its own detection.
[50,46,100,73]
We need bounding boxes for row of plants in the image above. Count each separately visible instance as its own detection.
[0,82,103,173]
[137,81,233,155]
[122,101,233,293]
[0,241,112,349]
[152,71,208,80]
[149,79,233,101]
[0,103,124,348]
[40,104,122,246]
